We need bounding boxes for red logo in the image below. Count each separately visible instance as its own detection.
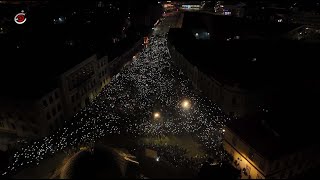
[14,12,27,24]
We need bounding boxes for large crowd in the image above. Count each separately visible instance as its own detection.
[1,22,229,177]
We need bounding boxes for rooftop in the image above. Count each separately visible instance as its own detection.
[227,79,320,159]
[0,25,95,100]
[168,12,320,90]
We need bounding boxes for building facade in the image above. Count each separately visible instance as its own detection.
[0,54,110,152]
[223,126,320,179]
[168,43,259,117]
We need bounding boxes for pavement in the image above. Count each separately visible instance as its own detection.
[13,153,67,179]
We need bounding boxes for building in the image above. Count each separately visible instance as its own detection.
[168,12,310,117]
[168,12,320,178]
[59,54,109,119]
[214,1,246,17]
[223,107,320,179]
[0,49,110,151]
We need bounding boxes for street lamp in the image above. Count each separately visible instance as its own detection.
[181,99,191,109]
[154,112,160,119]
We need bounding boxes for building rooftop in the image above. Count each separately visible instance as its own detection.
[226,80,320,159]
[168,13,320,91]
[0,26,95,100]
[182,11,300,40]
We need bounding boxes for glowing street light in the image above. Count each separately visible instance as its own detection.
[154,112,160,119]
[181,99,191,109]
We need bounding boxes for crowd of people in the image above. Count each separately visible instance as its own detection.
[140,143,206,171]
[1,21,229,177]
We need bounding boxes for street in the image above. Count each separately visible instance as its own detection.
[4,12,227,178]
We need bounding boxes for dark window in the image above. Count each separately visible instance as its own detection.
[274,161,280,170]
[71,95,75,103]
[0,121,4,127]
[232,96,237,105]
[259,159,265,170]
[22,126,26,131]
[11,123,16,129]
[33,129,38,134]
[54,91,59,99]
[49,96,53,104]
[54,119,59,128]
[57,103,62,111]
[232,136,237,146]
[52,107,57,116]
[249,148,254,160]
[43,100,48,107]
[46,112,51,120]
[229,112,235,116]
[60,114,64,124]
[50,124,53,132]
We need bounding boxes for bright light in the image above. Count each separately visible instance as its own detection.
[156,157,160,161]
[195,33,199,36]
[181,100,191,109]
[222,129,225,132]
[154,112,160,119]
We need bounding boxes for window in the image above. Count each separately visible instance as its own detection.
[22,126,26,131]
[11,123,16,129]
[0,121,4,127]
[60,114,64,123]
[232,96,237,105]
[43,100,48,107]
[274,161,280,170]
[57,103,62,111]
[54,91,59,99]
[71,95,75,103]
[259,159,265,171]
[249,148,255,160]
[52,107,57,116]
[49,96,53,104]
[33,129,38,135]
[46,112,51,120]
[232,136,237,146]
[54,119,59,128]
